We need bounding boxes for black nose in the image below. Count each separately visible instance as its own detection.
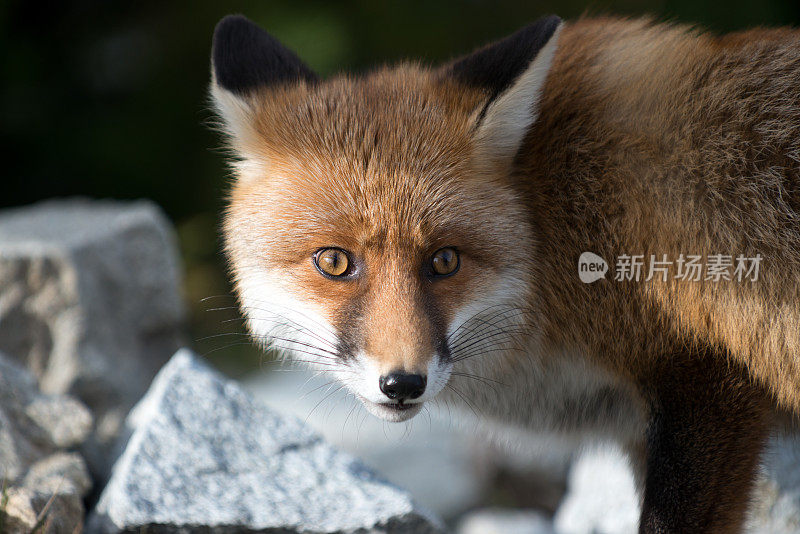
[379,372,426,401]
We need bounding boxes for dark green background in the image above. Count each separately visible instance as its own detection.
[3,1,799,374]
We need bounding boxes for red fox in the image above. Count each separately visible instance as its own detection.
[211,14,800,533]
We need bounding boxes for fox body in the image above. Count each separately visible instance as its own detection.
[211,14,800,533]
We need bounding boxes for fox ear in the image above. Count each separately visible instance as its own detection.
[445,16,562,171]
[210,15,317,153]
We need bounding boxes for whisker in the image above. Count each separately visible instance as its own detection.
[447,304,531,342]
[243,312,338,350]
[300,379,341,400]
[270,358,340,369]
[450,371,507,388]
[203,305,245,312]
[423,405,433,433]
[445,303,518,342]
[240,301,338,337]
[199,294,238,303]
[450,323,524,350]
[305,384,345,425]
[450,328,525,356]
[448,308,526,351]
[266,348,338,365]
[200,341,258,357]
[449,330,526,359]
[262,335,339,357]
[445,382,481,418]
[342,400,359,439]
[450,334,522,359]
[195,331,253,343]
[451,344,528,363]
[205,331,340,361]
[203,300,338,344]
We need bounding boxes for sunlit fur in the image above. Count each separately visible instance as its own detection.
[219,57,551,423]
[217,16,800,532]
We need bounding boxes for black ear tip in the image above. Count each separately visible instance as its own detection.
[515,15,563,53]
[211,13,317,95]
[537,14,563,39]
[212,14,268,69]
[212,14,268,91]
[446,14,563,98]
[217,14,252,27]
[213,14,259,48]
[540,14,563,33]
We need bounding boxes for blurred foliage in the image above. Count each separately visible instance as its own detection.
[2,1,799,375]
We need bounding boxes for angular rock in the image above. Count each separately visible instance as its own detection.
[243,368,490,520]
[0,198,185,478]
[0,352,93,534]
[88,349,443,534]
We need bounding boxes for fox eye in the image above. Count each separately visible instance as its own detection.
[314,248,351,277]
[431,247,459,277]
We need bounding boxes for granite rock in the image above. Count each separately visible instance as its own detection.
[89,349,443,534]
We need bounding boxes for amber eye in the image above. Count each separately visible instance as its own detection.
[431,247,459,276]
[314,248,351,277]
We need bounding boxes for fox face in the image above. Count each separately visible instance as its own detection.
[212,15,561,421]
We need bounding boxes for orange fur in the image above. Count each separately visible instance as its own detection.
[525,17,800,412]
[224,69,533,376]
[217,16,800,532]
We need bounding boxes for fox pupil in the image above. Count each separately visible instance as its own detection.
[316,248,349,277]
[432,247,459,276]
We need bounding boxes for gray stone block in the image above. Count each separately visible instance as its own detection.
[0,198,185,477]
[88,349,443,534]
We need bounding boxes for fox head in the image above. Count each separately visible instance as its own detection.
[211,15,562,422]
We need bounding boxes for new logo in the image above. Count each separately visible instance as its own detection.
[578,252,608,283]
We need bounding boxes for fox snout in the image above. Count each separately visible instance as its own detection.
[379,371,427,401]
[353,356,445,422]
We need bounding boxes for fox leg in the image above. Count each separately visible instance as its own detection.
[638,356,770,534]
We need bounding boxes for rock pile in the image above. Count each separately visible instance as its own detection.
[0,352,93,533]
[0,199,185,481]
